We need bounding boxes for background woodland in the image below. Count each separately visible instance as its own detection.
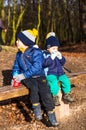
[0,0,86,48]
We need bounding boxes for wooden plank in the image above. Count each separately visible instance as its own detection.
[0,74,85,102]
[67,72,86,78]
[0,85,29,101]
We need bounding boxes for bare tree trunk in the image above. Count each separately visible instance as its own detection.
[0,1,6,45]
[47,0,52,32]
[7,0,11,27]
[78,0,84,42]
[65,0,73,43]
[36,0,41,45]
[10,0,17,45]
[0,1,3,18]
[10,0,27,46]
[83,8,86,38]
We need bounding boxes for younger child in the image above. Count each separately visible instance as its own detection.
[11,29,59,126]
[43,32,74,106]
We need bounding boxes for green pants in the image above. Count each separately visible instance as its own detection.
[46,74,71,96]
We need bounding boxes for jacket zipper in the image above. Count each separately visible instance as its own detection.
[22,53,27,70]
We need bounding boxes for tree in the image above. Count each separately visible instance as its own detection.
[0,0,86,46]
[10,0,27,45]
[36,0,41,45]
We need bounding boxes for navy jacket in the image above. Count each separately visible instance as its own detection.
[43,50,66,76]
[12,46,44,78]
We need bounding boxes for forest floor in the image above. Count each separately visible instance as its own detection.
[0,43,86,130]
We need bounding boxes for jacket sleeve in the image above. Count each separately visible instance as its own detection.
[58,56,66,65]
[43,56,53,68]
[12,53,21,76]
[23,50,44,78]
[42,50,53,68]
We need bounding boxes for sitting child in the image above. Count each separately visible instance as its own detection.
[43,32,74,106]
[11,29,59,126]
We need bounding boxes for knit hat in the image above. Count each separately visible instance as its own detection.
[46,32,60,49]
[17,28,38,46]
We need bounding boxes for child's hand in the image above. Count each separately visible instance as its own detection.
[51,52,57,60]
[56,51,62,59]
[11,73,25,87]
[13,74,25,82]
[11,78,20,88]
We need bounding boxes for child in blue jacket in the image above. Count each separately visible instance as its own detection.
[12,29,59,126]
[43,32,74,106]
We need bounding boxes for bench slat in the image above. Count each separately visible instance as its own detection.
[0,74,85,102]
[0,85,29,101]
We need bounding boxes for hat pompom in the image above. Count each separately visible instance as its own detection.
[46,32,55,39]
[46,32,60,49]
[28,28,38,38]
[32,28,38,37]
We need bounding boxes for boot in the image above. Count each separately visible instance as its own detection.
[53,96,60,106]
[33,103,42,120]
[47,111,59,126]
[62,93,74,103]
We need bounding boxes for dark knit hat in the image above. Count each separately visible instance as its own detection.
[17,28,38,46]
[46,32,60,49]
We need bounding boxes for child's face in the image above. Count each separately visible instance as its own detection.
[16,39,27,49]
[47,46,58,54]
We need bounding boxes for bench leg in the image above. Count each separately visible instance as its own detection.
[55,90,70,121]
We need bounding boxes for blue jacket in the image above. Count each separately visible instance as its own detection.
[43,50,66,76]
[12,46,44,78]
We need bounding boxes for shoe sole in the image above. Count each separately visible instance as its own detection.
[62,98,75,104]
[54,103,61,106]
[52,122,59,127]
[35,116,42,121]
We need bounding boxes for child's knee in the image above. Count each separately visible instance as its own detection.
[51,87,60,96]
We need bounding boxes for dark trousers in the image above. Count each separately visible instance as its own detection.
[22,76,54,112]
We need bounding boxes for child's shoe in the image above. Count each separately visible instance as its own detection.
[33,103,42,120]
[47,111,59,126]
[62,93,74,103]
[53,96,60,106]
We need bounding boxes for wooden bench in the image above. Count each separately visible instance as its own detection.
[0,76,74,102]
[0,72,85,102]
[0,74,85,120]
[0,85,29,101]
[0,84,70,121]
